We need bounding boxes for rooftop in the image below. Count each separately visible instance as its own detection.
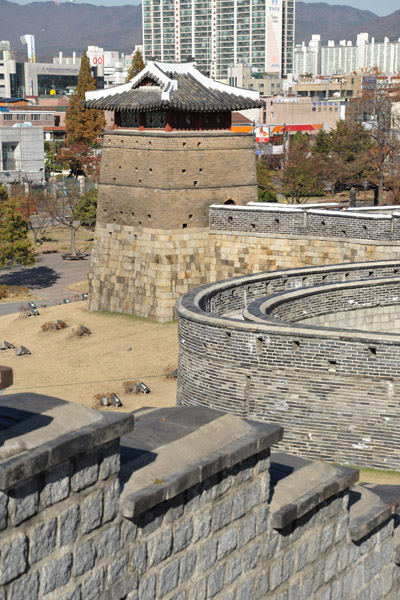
[84,60,263,113]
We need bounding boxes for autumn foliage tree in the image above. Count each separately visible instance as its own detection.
[126,49,145,82]
[65,51,105,145]
[56,143,101,181]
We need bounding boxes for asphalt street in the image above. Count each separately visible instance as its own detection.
[0,253,90,316]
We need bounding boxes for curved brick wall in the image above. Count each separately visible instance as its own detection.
[177,260,400,470]
[244,278,400,329]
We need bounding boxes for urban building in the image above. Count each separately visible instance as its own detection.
[142,0,294,81]
[261,95,345,141]
[295,73,363,100]
[0,106,59,141]
[295,32,400,77]
[0,59,80,97]
[0,125,45,185]
[227,63,283,96]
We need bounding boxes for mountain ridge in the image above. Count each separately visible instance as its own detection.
[0,0,399,61]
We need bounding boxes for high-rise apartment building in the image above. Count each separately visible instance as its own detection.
[295,33,400,77]
[142,0,294,81]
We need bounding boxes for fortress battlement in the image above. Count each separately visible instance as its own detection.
[1,372,400,600]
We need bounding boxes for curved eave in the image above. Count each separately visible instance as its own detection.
[83,99,264,112]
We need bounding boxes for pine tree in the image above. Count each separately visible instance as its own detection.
[126,49,145,82]
[66,51,105,145]
[0,196,35,268]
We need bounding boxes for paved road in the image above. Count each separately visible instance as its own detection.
[0,253,90,315]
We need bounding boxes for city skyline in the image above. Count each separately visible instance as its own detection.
[4,0,399,18]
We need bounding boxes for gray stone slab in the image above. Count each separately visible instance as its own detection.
[270,461,359,529]
[120,406,282,519]
[0,393,135,489]
[349,483,400,542]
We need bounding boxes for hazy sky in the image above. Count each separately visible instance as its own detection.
[7,0,397,17]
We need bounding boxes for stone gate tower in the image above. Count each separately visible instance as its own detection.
[84,61,263,322]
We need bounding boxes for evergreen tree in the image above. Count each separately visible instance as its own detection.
[66,52,105,145]
[126,49,145,82]
[0,196,35,268]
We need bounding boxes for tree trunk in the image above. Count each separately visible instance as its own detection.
[378,167,384,204]
[70,227,77,256]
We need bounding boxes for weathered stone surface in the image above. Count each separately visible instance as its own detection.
[97,523,121,560]
[82,569,105,600]
[72,451,99,492]
[60,505,79,546]
[10,571,39,600]
[148,530,172,567]
[42,460,71,507]
[159,559,180,598]
[0,534,28,584]
[42,552,73,594]
[31,518,57,563]
[81,489,103,534]
[74,539,97,576]
[0,491,8,529]
[9,478,39,526]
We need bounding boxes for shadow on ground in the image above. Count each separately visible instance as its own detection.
[0,266,60,289]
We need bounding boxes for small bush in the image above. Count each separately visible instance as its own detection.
[71,325,91,338]
[163,363,178,380]
[0,285,29,299]
[123,380,140,393]
[41,319,67,332]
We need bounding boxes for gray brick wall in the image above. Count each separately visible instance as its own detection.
[177,260,400,469]
[209,205,400,242]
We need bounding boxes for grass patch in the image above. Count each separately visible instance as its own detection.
[335,463,400,485]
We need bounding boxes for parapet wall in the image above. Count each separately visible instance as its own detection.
[209,204,400,241]
[2,386,400,600]
[177,260,400,470]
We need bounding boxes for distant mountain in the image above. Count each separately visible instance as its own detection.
[0,0,142,58]
[296,2,400,44]
[0,0,399,61]
[334,8,400,42]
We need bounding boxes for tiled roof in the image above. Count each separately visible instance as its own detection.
[84,61,264,113]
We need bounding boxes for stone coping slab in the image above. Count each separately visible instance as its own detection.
[269,452,359,529]
[0,393,135,489]
[349,483,400,542]
[119,406,283,519]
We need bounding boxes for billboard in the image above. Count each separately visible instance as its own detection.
[266,0,282,73]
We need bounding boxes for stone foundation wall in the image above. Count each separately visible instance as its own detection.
[88,225,211,322]
[208,232,400,279]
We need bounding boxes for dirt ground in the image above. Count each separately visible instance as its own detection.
[0,302,179,412]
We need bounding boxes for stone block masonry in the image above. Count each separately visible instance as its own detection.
[89,130,257,322]
[90,131,400,323]
[1,392,400,600]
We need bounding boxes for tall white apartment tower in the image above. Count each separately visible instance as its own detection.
[142,0,294,80]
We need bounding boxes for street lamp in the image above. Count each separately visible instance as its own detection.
[363,179,368,205]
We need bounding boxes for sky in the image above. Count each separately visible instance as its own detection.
[6,0,397,17]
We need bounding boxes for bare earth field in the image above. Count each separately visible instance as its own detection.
[0,302,179,412]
